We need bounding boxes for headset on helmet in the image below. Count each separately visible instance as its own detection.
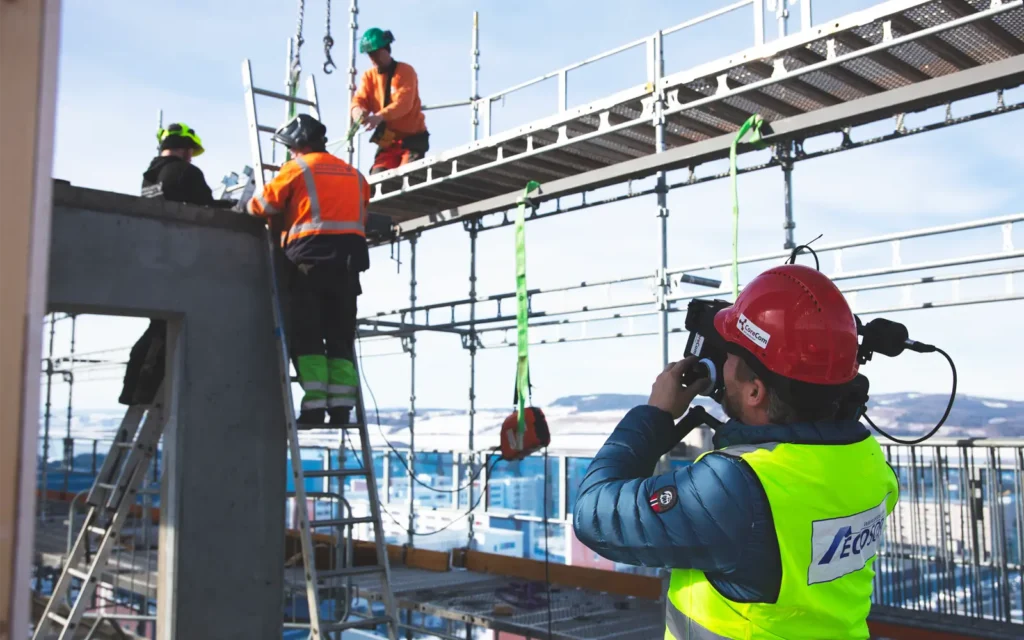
[272,113,328,150]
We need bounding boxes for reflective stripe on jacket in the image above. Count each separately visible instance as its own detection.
[247,152,370,244]
[666,438,899,640]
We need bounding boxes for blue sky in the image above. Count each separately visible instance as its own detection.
[47,0,1023,416]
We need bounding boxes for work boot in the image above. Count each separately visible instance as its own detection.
[297,408,326,428]
[328,407,352,426]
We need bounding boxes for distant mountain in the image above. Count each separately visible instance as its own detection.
[41,392,1024,455]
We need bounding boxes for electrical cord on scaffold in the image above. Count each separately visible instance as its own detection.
[346,336,503,537]
[355,336,494,494]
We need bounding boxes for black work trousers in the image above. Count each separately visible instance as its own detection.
[287,259,359,363]
[119,319,166,406]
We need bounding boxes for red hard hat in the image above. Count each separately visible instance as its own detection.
[713,264,859,386]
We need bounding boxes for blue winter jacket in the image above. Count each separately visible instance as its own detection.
[572,405,872,602]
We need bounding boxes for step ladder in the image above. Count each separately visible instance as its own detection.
[244,58,400,640]
[242,58,321,194]
[33,389,167,640]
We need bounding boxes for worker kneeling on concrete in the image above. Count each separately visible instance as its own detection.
[247,114,371,426]
[351,27,430,174]
[573,264,899,640]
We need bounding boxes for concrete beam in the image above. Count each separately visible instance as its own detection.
[48,182,287,640]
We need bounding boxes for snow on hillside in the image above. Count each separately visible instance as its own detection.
[42,392,1024,452]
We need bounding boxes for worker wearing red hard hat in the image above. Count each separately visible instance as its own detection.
[573,264,899,640]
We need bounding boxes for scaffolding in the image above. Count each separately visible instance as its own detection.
[293,0,1024,549]
[30,0,1024,637]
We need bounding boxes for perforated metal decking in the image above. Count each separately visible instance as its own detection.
[285,564,665,640]
[366,0,1024,231]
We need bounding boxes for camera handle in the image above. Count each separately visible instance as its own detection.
[676,405,723,432]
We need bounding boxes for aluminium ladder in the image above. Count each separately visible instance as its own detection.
[243,58,400,640]
[33,387,167,640]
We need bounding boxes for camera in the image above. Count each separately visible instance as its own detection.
[681,298,732,403]
[680,298,942,426]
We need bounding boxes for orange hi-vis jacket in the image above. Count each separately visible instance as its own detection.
[247,152,371,245]
[352,62,427,138]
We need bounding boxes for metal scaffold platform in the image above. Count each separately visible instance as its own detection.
[365,0,1024,234]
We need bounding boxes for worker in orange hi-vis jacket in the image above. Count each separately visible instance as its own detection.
[350,27,430,174]
[247,113,371,427]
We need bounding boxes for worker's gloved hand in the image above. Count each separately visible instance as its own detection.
[363,114,384,130]
[351,107,366,122]
[647,356,711,420]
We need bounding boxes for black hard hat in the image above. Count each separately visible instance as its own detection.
[272,113,328,150]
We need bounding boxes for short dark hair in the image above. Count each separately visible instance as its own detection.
[733,356,841,424]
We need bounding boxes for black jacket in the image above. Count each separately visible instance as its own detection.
[141,156,216,206]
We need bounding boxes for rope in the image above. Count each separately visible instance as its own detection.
[729,114,769,300]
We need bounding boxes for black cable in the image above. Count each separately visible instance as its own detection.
[352,336,503,537]
[411,457,501,537]
[864,346,957,445]
[786,233,822,270]
[355,336,492,494]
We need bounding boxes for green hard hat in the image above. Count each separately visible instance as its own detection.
[360,27,394,54]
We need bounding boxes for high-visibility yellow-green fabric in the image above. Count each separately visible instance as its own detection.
[665,437,899,640]
[327,358,359,409]
[296,354,328,411]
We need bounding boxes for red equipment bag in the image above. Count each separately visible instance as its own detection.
[500,407,550,462]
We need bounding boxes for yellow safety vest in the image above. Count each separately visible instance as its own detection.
[665,437,899,640]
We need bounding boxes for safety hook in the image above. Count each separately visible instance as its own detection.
[323,35,336,74]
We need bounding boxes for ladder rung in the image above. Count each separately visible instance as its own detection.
[67,567,93,582]
[296,422,364,431]
[303,468,368,479]
[262,163,282,172]
[88,525,107,536]
[47,612,69,626]
[114,442,134,449]
[251,86,317,107]
[321,616,394,632]
[309,516,374,528]
[96,483,117,491]
[318,565,384,579]
[257,124,277,133]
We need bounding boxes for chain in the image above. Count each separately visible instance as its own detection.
[323,0,336,74]
[290,0,305,86]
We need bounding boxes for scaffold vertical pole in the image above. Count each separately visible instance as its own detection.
[40,312,57,519]
[774,0,789,39]
[471,11,480,141]
[781,142,795,250]
[653,29,669,370]
[753,0,765,46]
[346,0,360,164]
[467,218,479,546]
[62,314,77,496]
[800,0,812,31]
[407,234,418,546]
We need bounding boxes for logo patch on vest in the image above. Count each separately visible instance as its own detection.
[649,486,678,514]
[808,495,889,585]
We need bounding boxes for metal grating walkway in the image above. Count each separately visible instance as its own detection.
[366,0,1024,226]
[306,565,665,640]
